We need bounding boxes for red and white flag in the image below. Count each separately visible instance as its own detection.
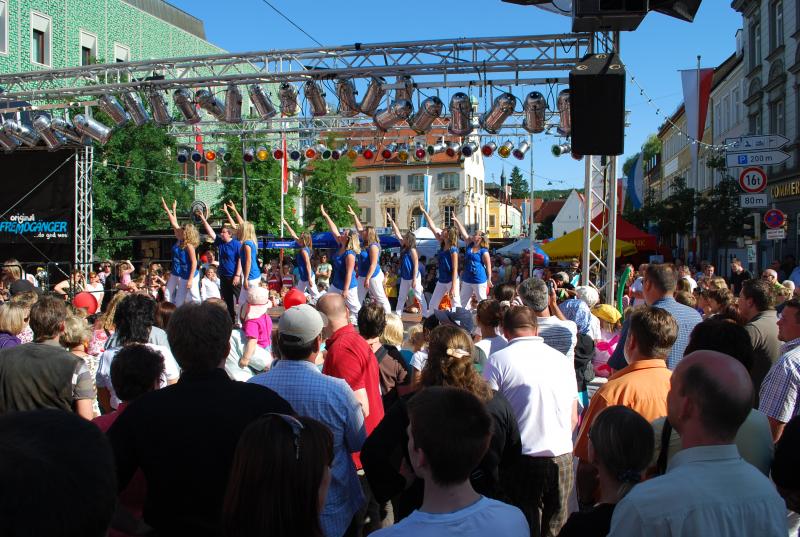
[680,67,714,173]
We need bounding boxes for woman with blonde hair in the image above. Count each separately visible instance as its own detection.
[224,200,262,307]
[0,302,27,349]
[282,217,320,301]
[387,210,428,316]
[418,201,461,312]
[320,204,361,322]
[161,198,200,304]
[347,206,391,314]
[452,215,492,310]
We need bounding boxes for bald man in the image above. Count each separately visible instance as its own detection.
[608,351,787,537]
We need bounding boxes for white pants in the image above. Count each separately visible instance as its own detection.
[396,276,427,316]
[165,273,180,303]
[297,278,320,301]
[175,277,201,305]
[358,273,391,314]
[328,284,362,324]
[460,281,489,311]
[428,279,461,314]
[238,278,263,311]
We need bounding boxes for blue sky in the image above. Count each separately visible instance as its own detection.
[170,0,743,193]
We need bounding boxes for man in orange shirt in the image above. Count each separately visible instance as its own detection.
[575,306,677,508]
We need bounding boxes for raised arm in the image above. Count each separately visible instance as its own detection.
[451,215,470,242]
[483,250,493,288]
[196,209,216,241]
[161,197,181,236]
[281,218,300,242]
[347,205,364,233]
[221,204,238,231]
[320,204,341,239]
[450,249,458,297]
[226,200,244,228]
[417,200,442,239]
[386,211,403,241]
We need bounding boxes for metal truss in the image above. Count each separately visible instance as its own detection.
[74,146,93,273]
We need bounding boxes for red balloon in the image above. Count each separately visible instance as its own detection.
[72,292,98,314]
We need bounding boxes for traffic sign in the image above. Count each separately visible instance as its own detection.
[766,228,786,240]
[726,150,790,168]
[740,194,768,208]
[764,209,786,229]
[725,134,790,152]
[739,167,767,193]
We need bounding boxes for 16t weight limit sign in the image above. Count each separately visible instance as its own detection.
[739,167,767,193]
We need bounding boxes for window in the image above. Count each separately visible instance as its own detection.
[409,174,425,192]
[360,207,372,225]
[749,18,761,69]
[713,102,722,134]
[439,172,459,190]
[80,30,97,66]
[733,86,742,124]
[770,1,784,50]
[750,110,763,134]
[30,12,51,66]
[443,205,455,228]
[114,43,130,63]
[0,1,7,54]
[354,176,370,193]
[385,207,397,227]
[381,175,400,192]
[489,214,496,228]
[722,95,731,133]
[770,98,785,135]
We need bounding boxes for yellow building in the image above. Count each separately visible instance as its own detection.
[487,195,522,238]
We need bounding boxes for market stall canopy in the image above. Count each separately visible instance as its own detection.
[591,214,658,252]
[413,227,440,258]
[540,228,637,260]
[496,238,550,266]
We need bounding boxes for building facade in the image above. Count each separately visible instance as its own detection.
[552,189,585,238]
[487,195,522,238]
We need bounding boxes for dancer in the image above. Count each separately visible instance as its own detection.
[452,215,492,310]
[417,201,460,312]
[161,198,200,304]
[161,200,182,303]
[320,204,361,323]
[282,218,320,301]
[196,206,242,320]
[387,211,428,316]
[225,201,262,307]
[347,205,391,314]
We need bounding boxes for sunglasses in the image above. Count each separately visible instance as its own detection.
[264,413,304,460]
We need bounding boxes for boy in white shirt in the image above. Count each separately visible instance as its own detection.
[372,386,529,537]
[201,265,221,301]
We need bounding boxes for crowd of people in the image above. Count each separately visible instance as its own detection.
[1,203,800,537]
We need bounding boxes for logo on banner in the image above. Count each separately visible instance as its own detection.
[0,213,69,240]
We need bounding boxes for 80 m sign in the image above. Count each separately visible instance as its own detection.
[739,167,767,193]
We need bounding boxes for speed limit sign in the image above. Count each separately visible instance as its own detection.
[739,167,767,193]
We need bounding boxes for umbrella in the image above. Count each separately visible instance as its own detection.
[541,228,637,260]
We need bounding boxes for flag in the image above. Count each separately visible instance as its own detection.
[680,67,714,175]
[281,133,288,195]
[626,153,644,209]
[422,174,432,226]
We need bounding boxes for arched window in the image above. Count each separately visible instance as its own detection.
[767,62,786,135]
[747,78,763,135]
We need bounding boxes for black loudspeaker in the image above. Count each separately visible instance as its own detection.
[569,53,626,156]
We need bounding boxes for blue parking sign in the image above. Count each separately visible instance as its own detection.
[738,154,748,165]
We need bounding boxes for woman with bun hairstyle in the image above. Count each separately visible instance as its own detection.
[386,210,428,316]
[320,204,361,323]
[417,201,460,312]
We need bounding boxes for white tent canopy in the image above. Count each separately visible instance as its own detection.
[497,237,537,257]
[413,227,440,259]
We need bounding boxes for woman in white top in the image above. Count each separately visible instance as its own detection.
[475,299,508,358]
[201,265,222,301]
[83,271,105,312]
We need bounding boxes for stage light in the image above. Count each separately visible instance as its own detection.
[461,141,479,157]
[305,145,318,159]
[243,147,255,163]
[479,93,516,134]
[304,80,328,116]
[498,141,514,158]
[448,93,473,136]
[427,142,445,156]
[3,120,40,147]
[50,117,87,144]
[174,89,200,124]
[409,96,444,134]
[147,89,172,126]
[522,91,546,134]
[191,150,203,163]
[248,84,277,120]
[331,147,345,160]
[551,143,571,157]
[177,148,189,163]
[224,84,243,123]
[359,76,386,116]
[256,146,270,161]
[120,91,150,126]
[221,151,233,163]
[557,89,571,137]
[73,114,112,144]
[362,144,377,160]
[337,78,359,117]
[381,143,397,160]
[397,144,410,162]
[279,82,299,117]
[272,147,285,160]
[481,141,497,157]
[414,143,427,161]
[572,152,584,161]
[445,142,461,158]
[98,94,129,126]
[32,114,65,151]
[512,141,530,160]
[395,75,414,101]
[205,149,217,162]
[374,100,413,131]
[321,146,333,160]
[196,89,226,121]
[347,145,361,159]
[289,148,302,161]
[0,128,21,152]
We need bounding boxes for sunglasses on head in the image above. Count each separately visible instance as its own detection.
[264,413,304,460]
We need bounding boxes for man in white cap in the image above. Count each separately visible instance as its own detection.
[249,304,367,537]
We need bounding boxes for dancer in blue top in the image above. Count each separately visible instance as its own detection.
[224,201,262,309]
[418,201,461,313]
[196,206,242,320]
[320,204,361,323]
[387,210,428,317]
[161,197,200,305]
[452,215,492,310]
[282,217,320,302]
[348,205,391,314]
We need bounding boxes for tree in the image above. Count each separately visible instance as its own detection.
[697,161,748,258]
[657,177,695,240]
[535,214,555,240]
[303,136,358,230]
[641,134,662,162]
[622,152,640,176]
[93,122,193,259]
[509,166,529,198]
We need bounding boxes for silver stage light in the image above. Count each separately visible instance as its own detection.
[374,100,413,131]
[304,80,327,117]
[120,91,151,127]
[461,141,479,157]
[173,89,200,124]
[224,84,243,123]
[279,82,299,117]
[72,114,112,145]
[551,143,571,157]
[248,84,277,120]
[395,75,414,101]
[498,140,514,158]
[147,89,172,126]
[557,89,571,137]
[381,143,397,160]
[445,142,461,158]
[3,119,41,147]
[427,142,446,156]
[448,93,473,136]
[0,125,21,152]
[359,76,386,116]
[479,93,516,134]
[98,94,129,126]
[409,96,443,134]
[512,141,531,160]
[50,117,88,144]
[522,91,546,134]
[196,89,226,121]
[336,78,359,117]
[32,114,65,151]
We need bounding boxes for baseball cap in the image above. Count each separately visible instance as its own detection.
[278,304,325,346]
[244,286,270,320]
[282,288,307,310]
[9,280,39,297]
[434,307,474,333]
[592,303,622,325]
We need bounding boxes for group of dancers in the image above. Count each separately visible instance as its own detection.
[160,199,494,322]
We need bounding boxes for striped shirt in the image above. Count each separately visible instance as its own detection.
[536,316,577,361]
[759,337,800,424]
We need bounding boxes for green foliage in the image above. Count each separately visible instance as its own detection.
[535,214,555,240]
[641,134,662,162]
[653,177,696,239]
[509,166,530,198]
[538,189,571,201]
[622,153,640,177]
[697,176,748,248]
[303,136,358,230]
